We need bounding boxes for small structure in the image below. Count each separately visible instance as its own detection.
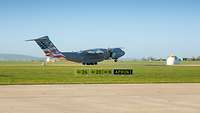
[166,54,180,65]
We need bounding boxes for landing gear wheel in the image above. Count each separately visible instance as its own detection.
[114,59,118,62]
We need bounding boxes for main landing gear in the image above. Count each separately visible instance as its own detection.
[82,62,98,65]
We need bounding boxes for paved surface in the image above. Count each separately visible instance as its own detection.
[0,84,200,113]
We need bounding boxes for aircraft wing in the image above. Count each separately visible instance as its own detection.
[82,50,105,59]
[84,50,104,54]
[82,50,106,62]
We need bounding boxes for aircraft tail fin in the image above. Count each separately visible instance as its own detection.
[26,36,64,58]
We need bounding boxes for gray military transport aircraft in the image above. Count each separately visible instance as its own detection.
[27,36,125,65]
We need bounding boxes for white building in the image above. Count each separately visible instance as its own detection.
[166,54,180,65]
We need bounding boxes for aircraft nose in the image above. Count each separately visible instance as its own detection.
[121,50,125,56]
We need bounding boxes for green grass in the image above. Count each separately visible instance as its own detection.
[0,60,200,85]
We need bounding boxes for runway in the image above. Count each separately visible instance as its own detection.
[0,84,200,113]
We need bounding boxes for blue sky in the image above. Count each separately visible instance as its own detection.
[0,0,200,58]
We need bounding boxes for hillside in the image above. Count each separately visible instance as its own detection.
[0,54,43,61]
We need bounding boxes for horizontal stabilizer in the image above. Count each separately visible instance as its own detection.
[26,36,49,41]
[26,39,35,41]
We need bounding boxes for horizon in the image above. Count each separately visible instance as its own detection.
[0,53,200,60]
[0,0,200,58]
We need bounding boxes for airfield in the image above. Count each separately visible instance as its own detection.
[0,60,200,84]
[0,61,200,113]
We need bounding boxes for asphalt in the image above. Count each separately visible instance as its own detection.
[0,84,200,113]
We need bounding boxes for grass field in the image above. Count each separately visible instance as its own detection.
[0,60,200,85]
